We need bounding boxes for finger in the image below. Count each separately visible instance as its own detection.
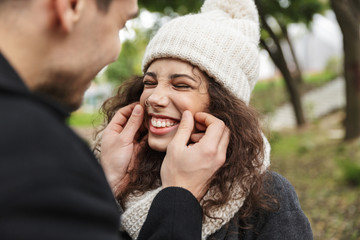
[169,110,194,147]
[107,102,138,133]
[217,127,230,165]
[127,152,138,172]
[190,132,205,143]
[120,104,144,142]
[195,122,206,132]
[194,112,226,146]
[194,112,221,127]
[134,118,148,142]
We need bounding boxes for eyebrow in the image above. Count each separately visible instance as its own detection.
[144,72,197,82]
[144,72,157,79]
[170,74,197,82]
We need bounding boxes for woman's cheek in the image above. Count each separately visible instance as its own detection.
[139,94,147,108]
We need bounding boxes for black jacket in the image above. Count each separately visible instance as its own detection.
[209,172,313,240]
[0,53,202,240]
[120,172,313,240]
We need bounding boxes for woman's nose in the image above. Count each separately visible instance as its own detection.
[147,87,170,108]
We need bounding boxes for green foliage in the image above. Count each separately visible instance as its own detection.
[258,0,326,48]
[257,0,325,26]
[104,28,151,84]
[251,80,287,114]
[67,111,103,127]
[304,71,336,84]
[102,0,206,85]
[251,71,336,114]
[335,141,360,187]
[140,0,203,15]
[337,158,360,186]
[325,56,343,77]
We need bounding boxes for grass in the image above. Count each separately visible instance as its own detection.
[67,111,103,127]
[251,71,337,114]
[269,111,360,239]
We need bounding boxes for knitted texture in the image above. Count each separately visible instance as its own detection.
[121,185,244,240]
[142,0,260,104]
[120,135,271,240]
[120,188,162,239]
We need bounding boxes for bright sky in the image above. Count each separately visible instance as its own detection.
[119,10,158,42]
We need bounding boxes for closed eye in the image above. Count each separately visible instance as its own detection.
[143,80,157,87]
[173,84,191,89]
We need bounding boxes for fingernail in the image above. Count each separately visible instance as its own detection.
[133,105,142,115]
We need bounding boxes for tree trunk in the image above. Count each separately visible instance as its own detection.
[331,0,360,140]
[255,0,306,127]
[280,23,304,86]
[261,38,306,127]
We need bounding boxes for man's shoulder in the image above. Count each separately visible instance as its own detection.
[0,94,92,165]
[0,94,77,144]
[1,94,63,128]
[0,94,104,189]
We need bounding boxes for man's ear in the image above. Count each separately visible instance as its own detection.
[54,0,85,32]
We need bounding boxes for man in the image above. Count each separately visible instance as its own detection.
[0,0,229,239]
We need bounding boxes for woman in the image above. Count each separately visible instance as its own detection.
[97,0,313,239]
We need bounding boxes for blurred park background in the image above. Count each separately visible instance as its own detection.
[68,0,360,239]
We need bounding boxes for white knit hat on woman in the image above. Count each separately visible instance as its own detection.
[142,0,261,105]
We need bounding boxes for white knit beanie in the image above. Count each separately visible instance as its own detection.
[142,0,260,104]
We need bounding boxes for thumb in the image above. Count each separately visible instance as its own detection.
[170,110,194,147]
[120,104,144,141]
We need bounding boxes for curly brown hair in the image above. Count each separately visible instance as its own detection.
[95,68,276,226]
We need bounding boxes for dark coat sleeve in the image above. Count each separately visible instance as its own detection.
[138,187,203,240]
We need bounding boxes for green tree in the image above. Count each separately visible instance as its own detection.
[105,28,151,84]
[254,0,325,127]
[140,0,203,15]
[331,0,360,140]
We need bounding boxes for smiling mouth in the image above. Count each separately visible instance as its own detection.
[150,117,179,128]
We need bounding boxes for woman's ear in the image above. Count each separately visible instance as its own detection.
[53,0,85,32]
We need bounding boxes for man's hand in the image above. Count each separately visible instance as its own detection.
[100,103,145,196]
[161,111,230,200]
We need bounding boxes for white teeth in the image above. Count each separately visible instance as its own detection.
[156,121,162,127]
[151,117,177,128]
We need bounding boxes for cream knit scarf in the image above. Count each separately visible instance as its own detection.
[120,182,245,240]
[121,134,271,240]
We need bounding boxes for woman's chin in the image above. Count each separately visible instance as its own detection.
[148,139,169,152]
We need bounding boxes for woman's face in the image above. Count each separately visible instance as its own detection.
[140,58,210,152]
